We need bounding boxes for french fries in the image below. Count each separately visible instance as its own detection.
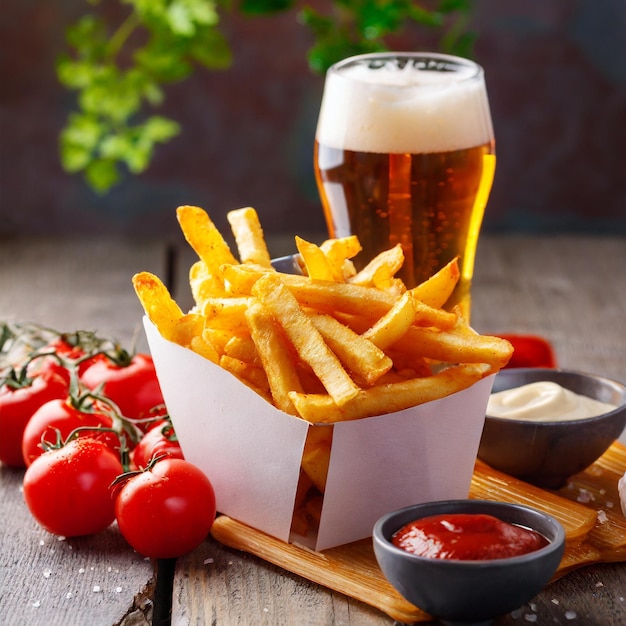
[133,205,513,536]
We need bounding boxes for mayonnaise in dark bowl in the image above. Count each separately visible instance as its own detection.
[478,368,626,489]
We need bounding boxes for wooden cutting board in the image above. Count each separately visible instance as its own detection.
[211,442,626,624]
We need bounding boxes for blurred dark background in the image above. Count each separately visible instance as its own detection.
[1,0,625,242]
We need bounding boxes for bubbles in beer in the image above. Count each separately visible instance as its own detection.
[314,53,496,316]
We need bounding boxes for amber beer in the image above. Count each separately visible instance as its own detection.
[314,53,495,318]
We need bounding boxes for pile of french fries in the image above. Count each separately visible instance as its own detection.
[133,205,512,534]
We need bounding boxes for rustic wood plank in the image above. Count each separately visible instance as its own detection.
[2,235,625,625]
[0,237,168,352]
[170,235,626,625]
[472,235,626,385]
[0,465,154,626]
[0,237,168,626]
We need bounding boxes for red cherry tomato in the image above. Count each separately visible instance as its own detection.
[23,438,123,537]
[132,420,184,469]
[81,353,164,420]
[22,398,118,467]
[0,369,69,467]
[115,458,216,559]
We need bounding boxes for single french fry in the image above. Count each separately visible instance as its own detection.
[308,313,392,385]
[221,262,273,296]
[227,207,273,268]
[220,355,270,393]
[320,236,361,281]
[202,297,251,331]
[189,334,220,363]
[252,273,360,406]
[295,236,335,282]
[399,323,514,369]
[169,313,205,348]
[244,299,304,415]
[132,272,184,340]
[177,205,237,274]
[410,257,460,308]
[300,426,333,493]
[189,260,230,303]
[289,364,489,423]
[361,291,417,350]
[202,327,234,355]
[223,334,261,366]
[349,244,404,288]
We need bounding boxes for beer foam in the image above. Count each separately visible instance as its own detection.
[316,60,494,154]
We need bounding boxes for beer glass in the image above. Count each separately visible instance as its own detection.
[314,52,495,318]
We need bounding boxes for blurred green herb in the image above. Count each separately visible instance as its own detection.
[58,0,474,192]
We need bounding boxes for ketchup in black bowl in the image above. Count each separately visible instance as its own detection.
[392,512,548,560]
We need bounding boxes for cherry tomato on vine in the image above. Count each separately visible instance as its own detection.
[22,398,119,467]
[132,420,184,469]
[0,368,69,467]
[114,458,216,559]
[23,438,124,537]
[81,353,164,420]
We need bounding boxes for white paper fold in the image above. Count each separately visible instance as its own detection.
[144,318,494,551]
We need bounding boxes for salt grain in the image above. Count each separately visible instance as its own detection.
[78,568,85,574]
[564,610,577,620]
[203,558,214,565]
[577,489,594,503]
[595,582,604,588]
[597,510,608,524]
[38,540,45,546]
[115,587,123,593]
[66,592,72,599]
[42,570,51,579]
[32,601,41,608]
[523,614,537,622]
[93,585,102,593]
[551,599,560,605]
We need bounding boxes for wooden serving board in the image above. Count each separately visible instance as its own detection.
[211,442,626,624]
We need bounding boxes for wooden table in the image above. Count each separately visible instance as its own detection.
[1,234,625,625]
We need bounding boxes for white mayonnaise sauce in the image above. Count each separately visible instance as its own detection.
[487,381,617,422]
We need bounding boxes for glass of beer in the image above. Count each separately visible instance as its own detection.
[314,52,495,318]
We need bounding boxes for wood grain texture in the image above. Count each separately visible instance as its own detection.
[0,238,166,626]
[1,235,625,626]
[207,443,626,624]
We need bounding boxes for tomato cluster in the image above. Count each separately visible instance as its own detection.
[1,322,216,559]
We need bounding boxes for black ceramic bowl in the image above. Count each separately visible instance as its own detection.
[478,368,626,489]
[373,500,565,625]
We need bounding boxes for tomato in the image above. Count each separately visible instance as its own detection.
[23,438,123,537]
[22,398,118,467]
[132,420,184,469]
[81,353,164,420]
[115,458,216,559]
[0,368,69,467]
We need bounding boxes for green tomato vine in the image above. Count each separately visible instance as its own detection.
[57,0,474,193]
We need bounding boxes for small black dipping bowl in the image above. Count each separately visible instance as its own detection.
[478,368,626,489]
[373,499,565,625]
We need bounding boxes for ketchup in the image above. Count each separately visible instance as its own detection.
[392,513,549,560]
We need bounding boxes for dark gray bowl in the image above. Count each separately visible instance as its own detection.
[478,368,626,489]
[373,500,565,625]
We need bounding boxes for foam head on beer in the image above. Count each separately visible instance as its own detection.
[314,52,496,315]
[316,54,493,156]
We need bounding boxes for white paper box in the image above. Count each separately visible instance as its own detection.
[144,318,495,551]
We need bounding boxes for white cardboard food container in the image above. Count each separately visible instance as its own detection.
[144,318,495,551]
